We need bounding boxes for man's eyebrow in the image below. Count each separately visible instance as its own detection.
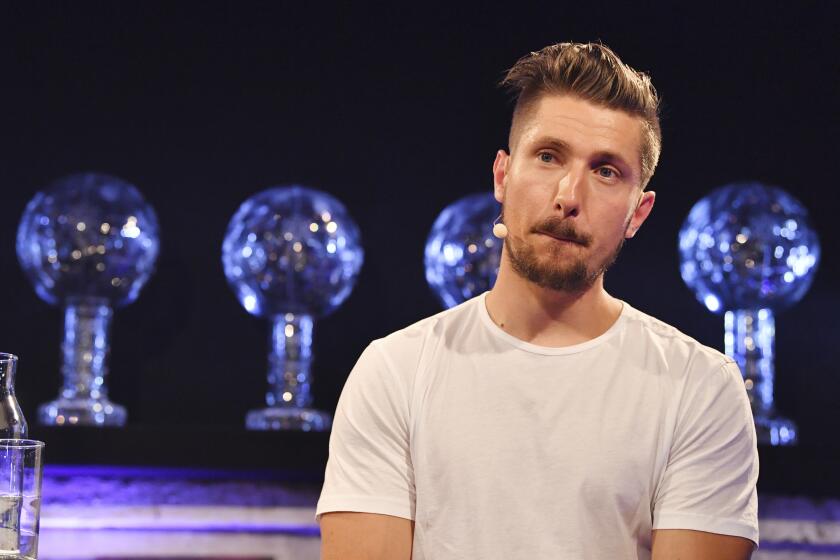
[590,151,641,181]
[591,150,633,171]
[533,136,572,152]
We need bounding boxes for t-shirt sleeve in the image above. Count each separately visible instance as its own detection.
[315,341,415,522]
[652,360,759,545]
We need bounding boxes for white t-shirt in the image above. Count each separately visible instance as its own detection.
[316,292,759,559]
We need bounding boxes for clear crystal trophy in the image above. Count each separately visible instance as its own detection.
[222,186,364,431]
[678,182,820,445]
[425,193,502,309]
[16,173,160,427]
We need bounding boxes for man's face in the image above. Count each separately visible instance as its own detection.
[492,94,655,293]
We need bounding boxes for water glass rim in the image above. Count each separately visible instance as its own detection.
[0,439,44,450]
[0,353,18,363]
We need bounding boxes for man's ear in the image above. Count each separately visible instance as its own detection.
[626,190,656,239]
[493,150,509,203]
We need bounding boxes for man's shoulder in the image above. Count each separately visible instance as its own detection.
[621,302,735,376]
[374,294,481,356]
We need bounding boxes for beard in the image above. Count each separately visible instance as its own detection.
[504,214,630,293]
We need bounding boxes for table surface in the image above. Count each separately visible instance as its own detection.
[32,464,840,559]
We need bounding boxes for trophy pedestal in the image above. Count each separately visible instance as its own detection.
[38,398,127,427]
[755,414,797,446]
[246,406,332,432]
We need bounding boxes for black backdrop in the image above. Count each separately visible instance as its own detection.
[0,4,838,465]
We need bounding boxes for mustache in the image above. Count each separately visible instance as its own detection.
[532,217,592,247]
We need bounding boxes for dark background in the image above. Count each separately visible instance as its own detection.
[0,3,838,482]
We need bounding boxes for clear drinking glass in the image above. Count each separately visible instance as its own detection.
[0,440,44,560]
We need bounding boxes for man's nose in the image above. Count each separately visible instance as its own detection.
[555,166,584,218]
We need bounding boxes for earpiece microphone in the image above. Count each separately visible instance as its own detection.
[492,214,508,239]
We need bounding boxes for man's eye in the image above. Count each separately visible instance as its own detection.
[598,167,618,178]
[538,152,554,163]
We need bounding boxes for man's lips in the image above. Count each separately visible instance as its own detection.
[536,231,585,246]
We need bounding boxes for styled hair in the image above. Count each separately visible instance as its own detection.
[501,42,662,188]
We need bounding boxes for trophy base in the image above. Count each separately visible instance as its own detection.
[38,398,127,427]
[755,414,797,446]
[246,406,332,432]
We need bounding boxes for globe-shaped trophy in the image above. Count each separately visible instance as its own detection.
[679,182,820,445]
[425,193,502,309]
[222,186,364,431]
[17,172,160,427]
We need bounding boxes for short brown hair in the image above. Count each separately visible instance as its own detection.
[502,42,662,189]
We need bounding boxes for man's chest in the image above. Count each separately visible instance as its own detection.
[410,355,673,521]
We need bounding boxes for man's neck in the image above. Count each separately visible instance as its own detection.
[485,263,623,348]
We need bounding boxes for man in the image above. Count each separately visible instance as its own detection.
[317,42,759,559]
